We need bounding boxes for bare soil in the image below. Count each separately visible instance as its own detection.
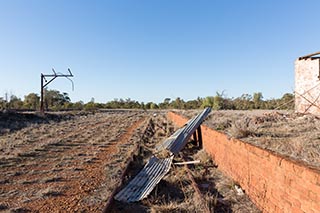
[178,109,320,168]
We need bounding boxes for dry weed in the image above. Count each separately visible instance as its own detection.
[9,207,32,213]
[42,176,63,183]
[150,201,190,213]
[0,203,9,210]
[37,187,64,197]
[194,149,212,165]
[154,149,173,159]
[228,117,258,139]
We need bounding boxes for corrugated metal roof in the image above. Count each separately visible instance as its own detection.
[299,51,320,60]
[157,107,211,155]
[114,108,211,203]
[114,156,173,202]
[156,126,185,152]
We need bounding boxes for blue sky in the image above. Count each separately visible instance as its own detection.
[0,0,319,103]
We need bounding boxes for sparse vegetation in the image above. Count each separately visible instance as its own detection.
[37,187,64,197]
[0,110,150,212]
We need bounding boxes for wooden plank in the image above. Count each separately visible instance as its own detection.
[174,160,201,165]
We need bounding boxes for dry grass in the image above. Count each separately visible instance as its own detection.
[8,207,32,213]
[228,117,258,139]
[150,200,196,213]
[0,110,150,212]
[37,187,64,197]
[0,203,9,211]
[193,149,213,165]
[42,176,63,183]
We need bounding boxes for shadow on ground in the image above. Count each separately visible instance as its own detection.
[0,111,74,135]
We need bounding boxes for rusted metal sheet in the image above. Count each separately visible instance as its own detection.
[157,107,211,155]
[114,156,173,202]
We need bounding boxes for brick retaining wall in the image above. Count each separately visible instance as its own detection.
[168,112,320,213]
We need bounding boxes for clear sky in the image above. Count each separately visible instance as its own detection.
[0,0,319,103]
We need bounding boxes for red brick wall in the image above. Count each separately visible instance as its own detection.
[168,112,320,213]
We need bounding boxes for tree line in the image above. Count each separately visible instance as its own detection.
[0,90,294,111]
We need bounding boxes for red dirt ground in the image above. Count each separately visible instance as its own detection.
[0,111,148,212]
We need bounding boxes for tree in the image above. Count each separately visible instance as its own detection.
[171,97,185,109]
[233,94,253,110]
[278,93,294,110]
[84,101,97,111]
[159,98,171,109]
[145,102,152,109]
[213,92,223,110]
[253,92,263,109]
[9,95,23,110]
[0,97,6,110]
[150,103,159,109]
[24,93,40,110]
[63,92,71,103]
[201,96,214,108]
[185,100,201,109]
[4,92,9,109]
[140,102,145,110]
[44,89,71,110]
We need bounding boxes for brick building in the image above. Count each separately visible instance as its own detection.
[295,52,320,115]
